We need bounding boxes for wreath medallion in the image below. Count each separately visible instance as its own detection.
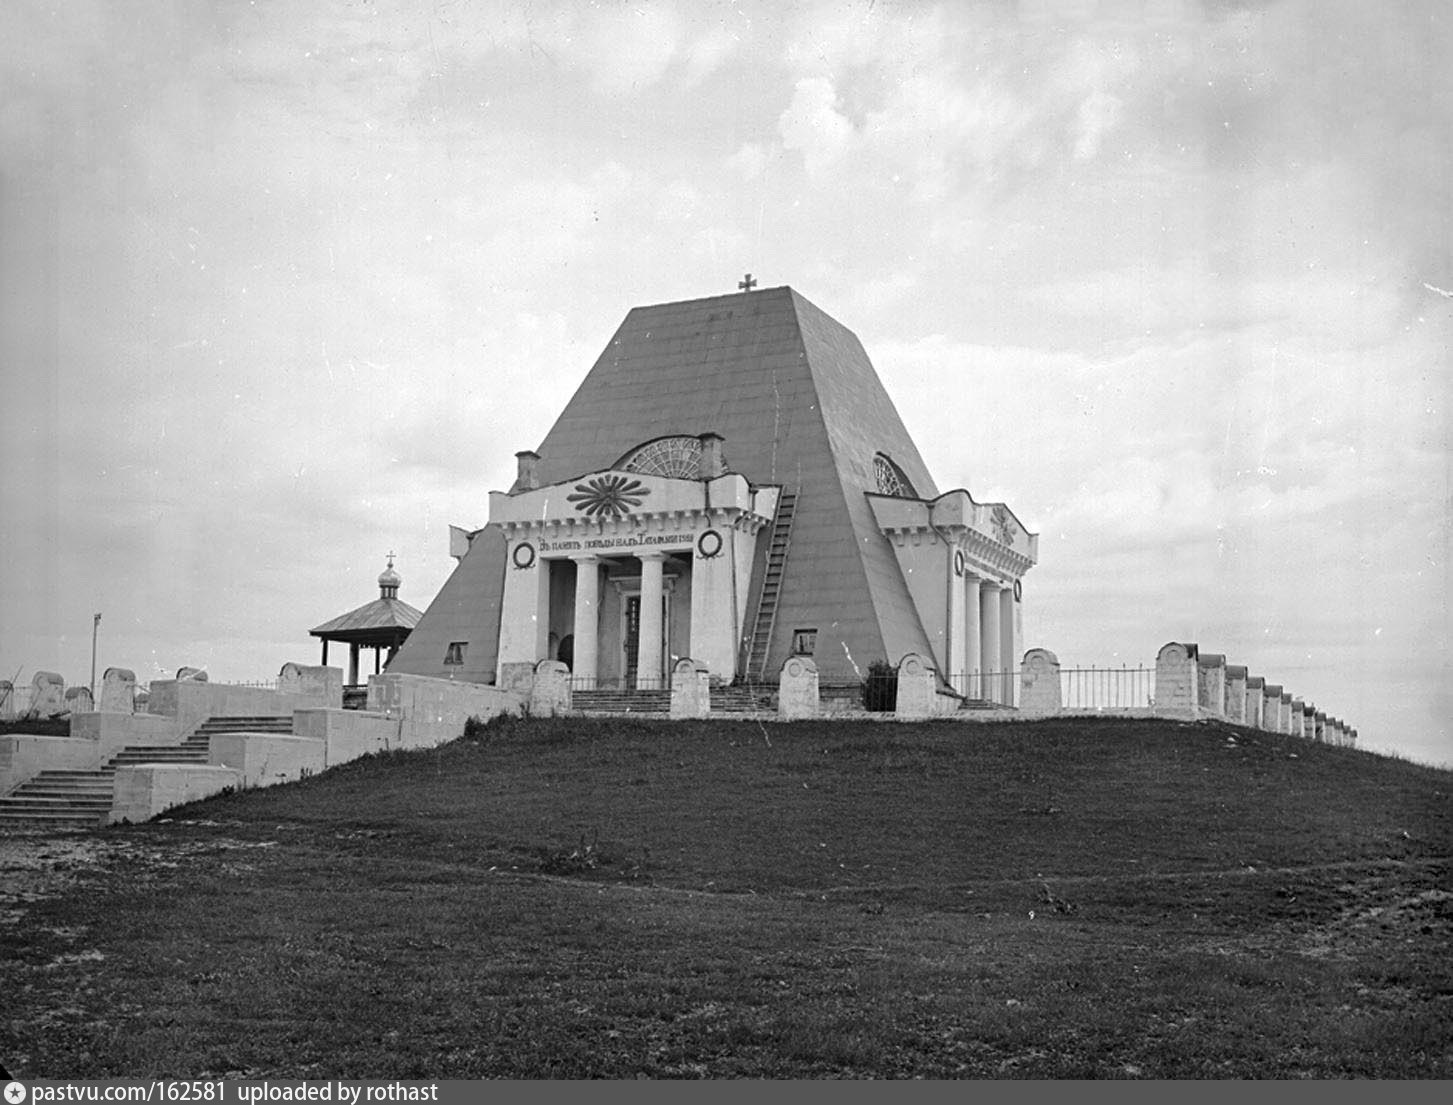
[696,529,724,559]
[511,542,537,570]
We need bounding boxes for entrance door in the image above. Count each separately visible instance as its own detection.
[623,596,641,688]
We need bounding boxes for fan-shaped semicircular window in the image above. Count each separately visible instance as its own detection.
[874,453,915,498]
[618,436,705,478]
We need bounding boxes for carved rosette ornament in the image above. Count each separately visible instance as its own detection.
[567,475,649,519]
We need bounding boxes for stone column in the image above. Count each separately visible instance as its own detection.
[963,574,982,699]
[688,528,738,680]
[570,555,601,687]
[946,554,967,692]
[999,583,1019,707]
[979,582,1002,705]
[497,537,550,681]
[636,551,666,689]
[348,643,360,686]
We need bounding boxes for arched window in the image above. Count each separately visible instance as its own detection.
[874,453,915,497]
[618,436,707,478]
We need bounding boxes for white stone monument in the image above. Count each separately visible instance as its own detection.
[99,667,137,713]
[1020,648,1061,716]
[668,658,710,719]
[894,653,936,720]
[777,656,820,720]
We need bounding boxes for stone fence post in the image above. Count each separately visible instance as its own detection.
[1153,643,1199,718]
[894,653,936,720]
[1224,665,1247,723]
[778,656,820,720]
[31,671,66,718]
[1196,653,1226,718]
[99,667,137,713]
[1019,649,1061,716]
[1244,675,1264,729]
[669,658,710,719]
[530,660,572,717]
[64,686,94,714]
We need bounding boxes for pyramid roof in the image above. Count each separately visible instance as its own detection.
[396,287,948,683]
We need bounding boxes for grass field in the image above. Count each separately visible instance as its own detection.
[2,715,1449,1078]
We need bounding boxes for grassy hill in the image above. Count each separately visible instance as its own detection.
[2,715,1449,1078]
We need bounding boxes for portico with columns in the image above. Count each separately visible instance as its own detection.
[491,442,778,689]
[868,490,1038,705]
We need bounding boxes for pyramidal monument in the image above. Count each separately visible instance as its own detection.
[390,285,1037,698]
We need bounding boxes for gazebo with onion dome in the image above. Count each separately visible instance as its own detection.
[310,554,423,688]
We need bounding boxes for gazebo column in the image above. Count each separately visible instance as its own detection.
[979,582,1002,705]
[571,554,601,687]
[321,639,329,666]
[348,642,360,686]
[636,551,666,689]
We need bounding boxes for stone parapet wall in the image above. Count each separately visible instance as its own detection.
[147,668,343,740]
[109,765,242,825]
[208,733,326,789]
[292,708,400,768]
[367,672,524,748]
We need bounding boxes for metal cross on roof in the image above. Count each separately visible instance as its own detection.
[738,273,757,292]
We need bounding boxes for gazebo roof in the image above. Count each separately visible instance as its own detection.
[311,554,422,645]
[310,597,422,643]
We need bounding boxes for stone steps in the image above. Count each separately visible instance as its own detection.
[0,713,296,831]
[710,687,777,714]
[570,690,671,716]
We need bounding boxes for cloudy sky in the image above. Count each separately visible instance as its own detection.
[2,0,1448,765]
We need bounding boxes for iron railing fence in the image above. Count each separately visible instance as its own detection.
[862,670,899,712]
[1058,665,1156,710]
[945,670,1020,705]
[568,676,670,693]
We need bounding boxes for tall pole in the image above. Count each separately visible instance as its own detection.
[90,613,101,701]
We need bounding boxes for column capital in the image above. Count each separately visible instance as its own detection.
[637,549,669,562]
[569,552,601,564]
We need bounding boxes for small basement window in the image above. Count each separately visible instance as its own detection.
[443,641,468,666]
[791,628,818,656]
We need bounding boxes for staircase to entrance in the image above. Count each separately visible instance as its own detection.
[745,489,797,683]
[0,716,294,830]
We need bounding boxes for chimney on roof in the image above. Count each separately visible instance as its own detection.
[515,450,541,491]
[698,433,725,478]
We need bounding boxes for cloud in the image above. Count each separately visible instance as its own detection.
[726,142,769,181]
[777,76,854,178]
